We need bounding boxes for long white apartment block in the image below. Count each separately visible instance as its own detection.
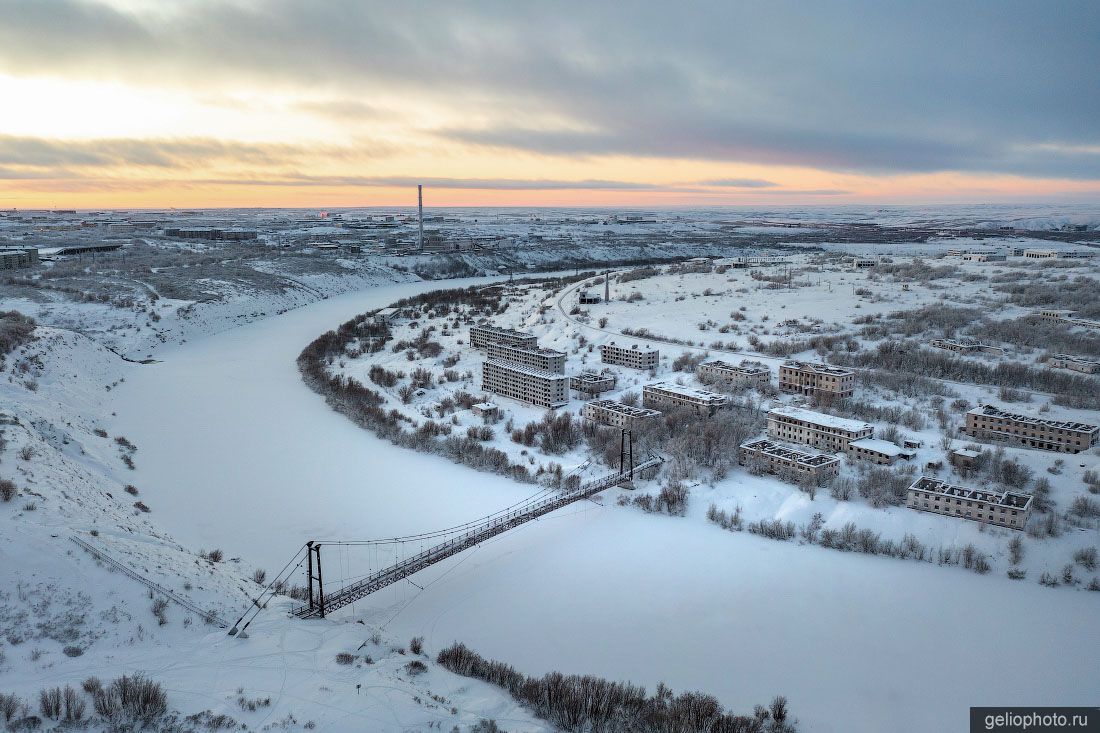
[1047,354,1100,374]
[482,359,569,409]
[738,438,840,485]
[581,399,661,430]
[470,324,539,350]
[906,476,1032,530]
[642,381,728,416]
[766,406,872,452]
[696,359,771,386]
[600,341,659,370]
[485,341,566,373]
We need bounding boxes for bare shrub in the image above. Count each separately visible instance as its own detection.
[0,479,16,502]
[252,568,267,585]
[335,653,356,665]
[409,636,424,655]
[38,688,62,720]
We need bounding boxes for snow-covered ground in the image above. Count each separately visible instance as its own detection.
[103,267,1099,733]
[3,206,1099,732]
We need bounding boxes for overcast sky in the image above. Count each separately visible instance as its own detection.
[1,0,1098,207]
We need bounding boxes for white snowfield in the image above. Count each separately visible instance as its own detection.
[3,211,1100,732]
[102,277,1100,733]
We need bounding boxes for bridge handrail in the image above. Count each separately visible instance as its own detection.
[295,458,661,617]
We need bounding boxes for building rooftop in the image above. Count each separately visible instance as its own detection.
[586,399,662,418]
[768,405,872,433]
[909,476,1032,510]
[740,438,840,467]
[484,359,569,381]
[603,341,659,354]
[968,404,1099,433]
[849,438,904,456]
[1051,354,1100,365]
[645,381,728,403]
[472,324,535,338]
[701,358,769,374]
[781,360,853,376]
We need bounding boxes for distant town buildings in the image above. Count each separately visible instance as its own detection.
[470,325,539,351]
[905,476,1032,530]
[778,361,855,400]
[1047,354,1100,374]
[643,382,728,416]
[164,228,257,241]
[481,359,569,409]
[696,359,770,387]
[600,342,659,370]
[964,404,1099,454]
[485,342,566,373]
[767,406,873,452]
[738,438,840,485]
[581,399,661,430]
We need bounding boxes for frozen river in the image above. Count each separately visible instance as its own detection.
[111,278,1100,733]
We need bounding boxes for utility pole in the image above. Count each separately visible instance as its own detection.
[417,184,424,252]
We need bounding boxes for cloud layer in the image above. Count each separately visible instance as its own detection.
[0,0,1098,203]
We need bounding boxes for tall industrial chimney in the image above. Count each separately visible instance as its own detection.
[604,269,610,302]
[417,184,424,251]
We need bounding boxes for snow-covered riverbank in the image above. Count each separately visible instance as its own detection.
[108,276,1100,733]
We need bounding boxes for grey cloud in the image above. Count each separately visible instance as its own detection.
[194,175,666,191]
[0,1,1098,178]
[0,135,388,170]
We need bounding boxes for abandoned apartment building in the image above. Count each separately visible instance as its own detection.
[642,382,729,416]
[581,399,661,430]
[778,360,855,399]
[481,359,569,409]
[738,438,840,485]
[470,324,539,350]
[696,358,771,387]
[600,341,660,370]
[964,404,1099,454]
[1047,354,1100,374]
[905,476,1033,530]
[485,341,566,373]
[767,406,872,453]
[929,338,1005,356]
[570,371,617,397]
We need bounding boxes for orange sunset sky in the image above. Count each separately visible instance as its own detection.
[1,1,1098,209]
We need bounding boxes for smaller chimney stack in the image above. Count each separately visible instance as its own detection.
[417,184,424,251]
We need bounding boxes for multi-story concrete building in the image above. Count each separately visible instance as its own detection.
[905,476,1032,530]
[1023,249,1058,259]
[642,382,728,416]
[485,341,566,373]
[1037,308,1077,322]
[778,361,855,400]
[470,325,539,350]
[847,438,908,465]
[581,399,661,430]
[767,406,872,452]
[929,338,1005,356]
[0,248,38,270]
[601,342,659,370]
[850,256,878,268]
[961,252,1006,262]
[696,359,771,387]
[738,438,840,485]
[570,371,617,396]
[482,359,569,409]
[964,404,1099,454]
[1047,354,1100,374]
